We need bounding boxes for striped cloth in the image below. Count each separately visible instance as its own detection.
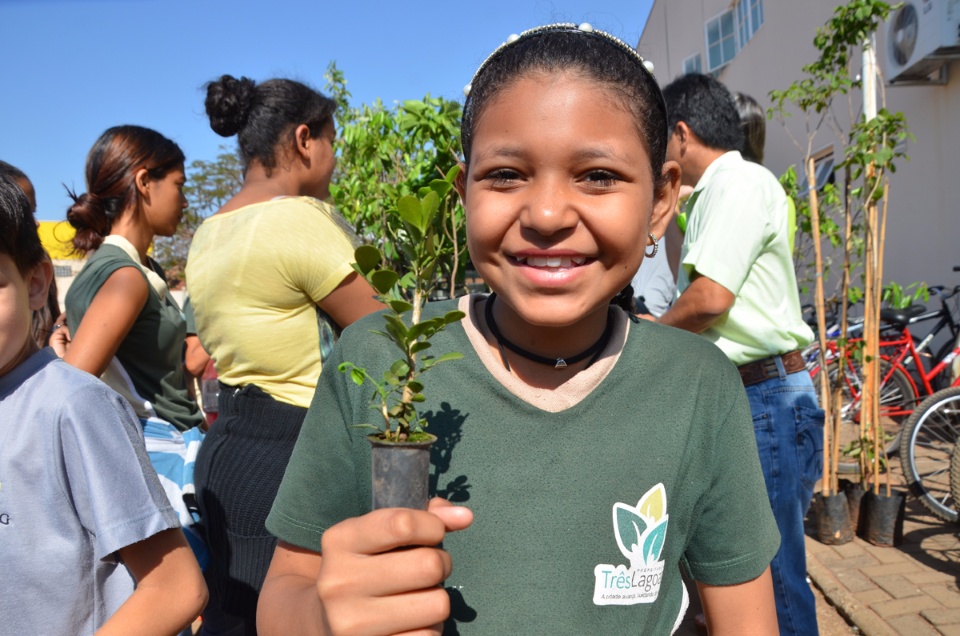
[141,417,208,570]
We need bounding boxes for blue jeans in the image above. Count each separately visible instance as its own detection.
[746,358,824,636]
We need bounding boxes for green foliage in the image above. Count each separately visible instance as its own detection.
[153,147,244,286]
[781,166,847,297]
[324,62,468,300]
[771,0,912,309]
[769,1,894,116]
[842,109,912,203]
[770,0,916,492]
[339,179,466,443]
[881,280,928,309]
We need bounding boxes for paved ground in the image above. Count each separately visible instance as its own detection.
[806,494,960,635]
[676,453,960,635]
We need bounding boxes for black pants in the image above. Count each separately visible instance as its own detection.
[195,383,307,629]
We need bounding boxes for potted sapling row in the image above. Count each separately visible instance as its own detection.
[339,168,466,510]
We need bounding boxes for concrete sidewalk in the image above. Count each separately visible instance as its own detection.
[806,492,960,635]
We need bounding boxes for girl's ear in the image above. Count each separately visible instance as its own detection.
[649,160,682,239]
[295,124,311,160]
[134,168,151,198]
[454,162,468,203]
[27,260,53,312]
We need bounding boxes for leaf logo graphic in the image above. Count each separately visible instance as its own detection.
[643,518,668,563]
[614,505,647,557]
[593,483,670,606]
[611,484,670,566]
[638,483,666,521]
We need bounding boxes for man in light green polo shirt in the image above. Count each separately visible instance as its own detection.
[655,73,823,636]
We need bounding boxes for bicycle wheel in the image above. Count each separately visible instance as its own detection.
[899,386,960,522]
[813,358,916,473]
[950,442,960,521]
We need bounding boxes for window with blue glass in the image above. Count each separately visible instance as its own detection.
[737,0,765,48]
[705,10,737,71]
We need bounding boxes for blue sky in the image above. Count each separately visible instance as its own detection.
[1,0,653,220]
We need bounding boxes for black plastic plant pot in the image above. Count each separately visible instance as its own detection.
[861,490,906,547]
[840,479,866,534]
[814,492,854,545]
[368,434,437,511]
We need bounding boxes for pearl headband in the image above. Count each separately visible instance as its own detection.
[463,22,656,98]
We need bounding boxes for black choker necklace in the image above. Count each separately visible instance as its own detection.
[484,293,614,371]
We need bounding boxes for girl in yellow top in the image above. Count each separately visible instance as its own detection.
[185,75,383,633]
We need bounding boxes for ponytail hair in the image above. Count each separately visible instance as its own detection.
[66,125,184,253]
[611,285,636,313]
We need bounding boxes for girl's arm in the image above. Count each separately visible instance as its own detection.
[258,499,473,636]
[64,267,148,376]
[317,272,385,330]
[183,335,211,378]
[96,528,207,636]
[697,566,778,635]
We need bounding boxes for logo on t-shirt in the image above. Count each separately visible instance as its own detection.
[593,483,668,605]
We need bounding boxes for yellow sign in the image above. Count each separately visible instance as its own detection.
[37,221,81,260]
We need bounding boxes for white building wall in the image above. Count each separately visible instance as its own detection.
[639,0,960,294]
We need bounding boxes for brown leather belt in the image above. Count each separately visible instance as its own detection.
[737,350,806,386]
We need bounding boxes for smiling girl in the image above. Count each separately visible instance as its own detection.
[258,24,780,635]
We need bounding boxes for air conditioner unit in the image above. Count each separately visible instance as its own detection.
[884,0,960,83]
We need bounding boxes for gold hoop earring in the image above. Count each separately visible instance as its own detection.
[645,232,659,258]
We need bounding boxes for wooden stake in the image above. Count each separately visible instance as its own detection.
[807,157,834,495]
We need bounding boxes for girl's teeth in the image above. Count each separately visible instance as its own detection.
[519,256,585,267]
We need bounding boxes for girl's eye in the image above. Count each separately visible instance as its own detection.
[583,170,621,187]
[484,169,521,187]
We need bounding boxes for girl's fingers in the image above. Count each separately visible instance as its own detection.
[320,584,452,636]
[323,507,448,556]
[332,545,452,598]
[427,497,474,532]
[314,503,473,634]
[323,502,473,557]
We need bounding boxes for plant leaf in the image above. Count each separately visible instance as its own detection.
[354,245,381,275]
[420,190,440,227]
[398,194,426,233]
[431,352,464,365]
[388,299,413,314]
[389,359,410,377]
[444,310,466,324]
[370,269,399,295]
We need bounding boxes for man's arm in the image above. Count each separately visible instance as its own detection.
[697,566,778,635]
[657,272,734,333]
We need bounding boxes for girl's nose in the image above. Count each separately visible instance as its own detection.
[519,182,578,236]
